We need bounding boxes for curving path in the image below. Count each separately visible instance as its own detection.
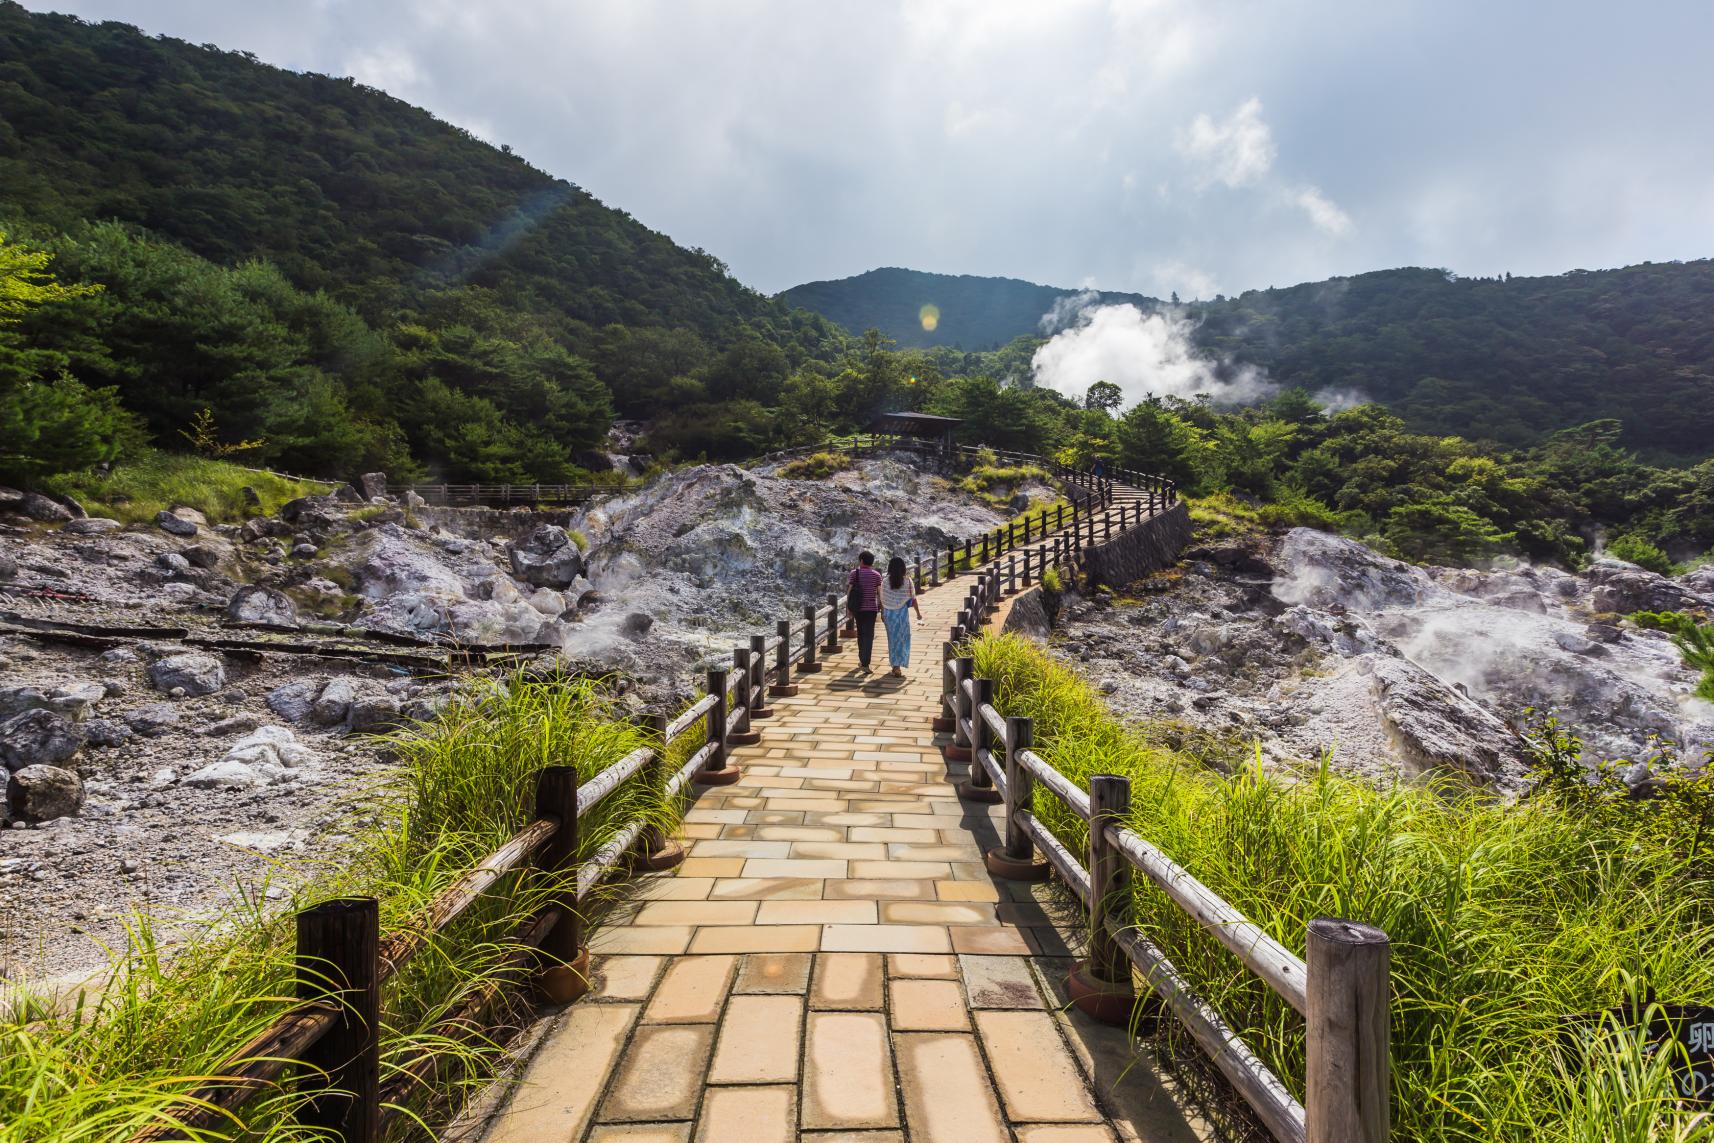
[469,482,1207,1143]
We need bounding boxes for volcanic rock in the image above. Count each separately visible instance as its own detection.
[7,765,85,821]
[147,652,227,697]
[227,585,299,628]
[0,709,85,770]
[507,525,584,589]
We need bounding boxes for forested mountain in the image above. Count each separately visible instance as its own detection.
[0,2,842,480]
[788,262,1714,460]
[780,267,1153,350]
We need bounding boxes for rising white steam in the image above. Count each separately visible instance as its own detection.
[1030,303,1273,407]
[1039,289,1102,334]
[1311,386,1369,413]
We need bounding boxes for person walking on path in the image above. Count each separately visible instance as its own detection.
[846,550,884,673]
[879,555,922,677]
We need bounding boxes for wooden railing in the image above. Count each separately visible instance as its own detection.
[396,482,601,507]
[946,561,1391,1143]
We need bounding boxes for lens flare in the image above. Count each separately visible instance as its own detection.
[919,303,940,332]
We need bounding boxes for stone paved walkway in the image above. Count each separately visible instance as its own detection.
[476,495,1206,1142]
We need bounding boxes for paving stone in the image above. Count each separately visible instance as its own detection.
[484,1003,637,1143]
[680,858,749,877]
[707,877,825,901]
[934,880,1001,902]
[850,860,951,879]
[708,995,802,1084]
[975,1010,1102,1122]
[756,900,878,925]
[592,926,694,955]
[688,925,823,954]
[635,901,761,927]
[588,1124,693,1142]
[798,1133,903,1142]
[960,955,1045,1009]
[645,955,738,1023]
[695,1084,797,1143]
[893,1032,1007,1143]
[735,951,813,994]
[636,876,717,900]
[742,858,849,878]
[789,841,888,860]
[822,924,951,954]
[1013,1126,1119,1142]
[593,955,664,1001]
[598,1023,713,1123]
[755,825,845,841]
[950,926,1032,955]
[888,979,970,1031]
[801,1011,897,1129]
[879,901,997,925]
[824,878,936,901]
[810,952,885,1010]
[887,953,959,979]
[690,839,795,858]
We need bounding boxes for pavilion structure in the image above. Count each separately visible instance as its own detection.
[867,411,962,460]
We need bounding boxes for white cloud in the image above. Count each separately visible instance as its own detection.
[1295,185,1353,235]
[1031,303,1272,406]
[1150,260,1220,301]
[1177,97,1275,189]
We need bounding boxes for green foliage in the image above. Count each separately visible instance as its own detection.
[0,373,145,484]
[958,461,1052,508]
[1632,612,1714,703]
[1039,566,1062,593]
[1607,534,1677,575]
[0,673,676,1140]
[38,449,331,524]
[971,631,1714,1142]
[779,450,853,480]
[565,527,589,553]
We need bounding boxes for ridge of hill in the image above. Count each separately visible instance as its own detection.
[780,266,1155,351]
[786,261,1714,458]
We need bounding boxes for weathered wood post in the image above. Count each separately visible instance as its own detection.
[980,532,990,565]
[696,666,740,785]
[930,550,941,586]
[914,554,924,592]
[1103,512,1112,541]
[747,634,772,719]
[948,543,958,578]
[964,537,974,570]
[1022,546,1033,587]
[958,676,1002,803]
[772,620,799,696]
[797,606,821,675]
[297,898,380,1143]
[986,716,1049,881]
[633,716,684,872]
[1306,920,1392,1143]
[944,656,974,762]
[933,639,958,732]
[1068,774,1138,1025]
[825,595,843,651]
[1006,554,1017,595]
[728,647,762,745]
[533,766,587,1002]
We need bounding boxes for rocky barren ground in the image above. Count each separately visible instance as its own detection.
[1048,526,1714,790]
[0,455,1014,990]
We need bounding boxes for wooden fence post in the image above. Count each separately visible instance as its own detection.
[799,605,821,674]
[931,550,941,586]
[958,677,1001,803]
[980,533,990,565]
[747,634,772,718]
[934,640,958,732]
[914,555,924,592]
[944,657,973,762]
[772,620,799,695]
[1306,920,1391,1143]
[826,595,844,649]
[533,765,587,1003]
[963,537,973,570]
[632,716,684,872]
[1022,547,1033,587]
[1006,554,1017,596]
[695,666,740,785]
[296,898,380,1143]
[728,648,762,745]
[1068,774,1138,1026]
[986,716,1049,880]
[948,543,958,578]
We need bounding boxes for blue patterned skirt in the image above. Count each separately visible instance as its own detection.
[882,606,912,668]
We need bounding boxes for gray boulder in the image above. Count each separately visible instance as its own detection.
[507,525,584,589]
[312,677,357,725]
[0,683,105,722]
[183,544,221,569]
[7,765,85,821]
[0,485,22,509]
[1273,529,1431,612]
[147,652,227,696]
[1364,656,1525,786]
[62,517,123,535]
[279,494,343,531]
[155,509,199,537]
[0,709,85,770]
[1586,561,1703,615]
[227,585,299,628]
[358,472,388,500]
[345,694,402,733]
[123,704,181,737]
[266,677,326,722]
[156,552,192,575]
[0,553,15,579]
[84,718,134,748]
[332,483,364,503]
[21,492,73,522]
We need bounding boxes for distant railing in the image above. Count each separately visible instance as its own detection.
[396,483,600,507]
[945,559,1391,1143]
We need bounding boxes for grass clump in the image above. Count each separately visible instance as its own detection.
[39,449,333,524]
[958,461,1052,508]
[565,527,589,553]
[779,451,852,480]
[0,673,675,1141]
[1633,611,1714,702]
[969,630,1714,1142]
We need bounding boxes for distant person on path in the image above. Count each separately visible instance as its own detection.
[846,550,884,673]
[1091,456,1107,480]
[880,555,923,677]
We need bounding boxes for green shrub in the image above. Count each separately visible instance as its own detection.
[1607,534,1678,575]
[0,374,147,484]
[38,449,332,524]
[1632,612,1714,702]
[969,630,1714,1142]
[779,450,852,480]
[566,527,590,552]
[1039,566,1062,594]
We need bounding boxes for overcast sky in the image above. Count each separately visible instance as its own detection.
[24,1,1714,298]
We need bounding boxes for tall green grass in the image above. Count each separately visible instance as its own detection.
[39,449,333,524]
[971,631,1714,1142]
[0,674,674,1142]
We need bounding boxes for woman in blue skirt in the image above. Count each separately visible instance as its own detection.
[879,556,923,677]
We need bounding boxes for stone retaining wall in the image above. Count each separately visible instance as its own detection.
[1001,585,1053,636]
[1083,502,1194,589]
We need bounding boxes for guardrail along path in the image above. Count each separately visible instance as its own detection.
[477,481,1205,1143]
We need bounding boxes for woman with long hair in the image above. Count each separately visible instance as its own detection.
[879,555,922,677]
